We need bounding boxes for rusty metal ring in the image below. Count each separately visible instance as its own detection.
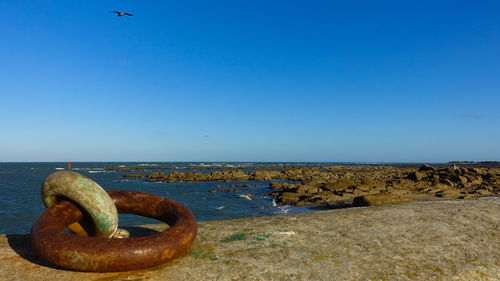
[31,190,198,272]
[41,171,118,238]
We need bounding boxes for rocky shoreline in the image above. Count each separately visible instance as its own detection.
[110,164,500,208]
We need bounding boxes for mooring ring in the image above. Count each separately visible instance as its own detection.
[41,171,118,238]
[31,190,198,272]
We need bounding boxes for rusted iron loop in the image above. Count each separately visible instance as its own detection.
[31,190,198,272]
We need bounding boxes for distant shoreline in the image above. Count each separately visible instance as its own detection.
[1,161,499,167]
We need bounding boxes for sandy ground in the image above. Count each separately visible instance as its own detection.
[1,197,499,281]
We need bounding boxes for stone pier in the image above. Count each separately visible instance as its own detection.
[1,198,499,280]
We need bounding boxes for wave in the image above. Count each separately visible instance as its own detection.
[236,194,252,200]
[273,205,291,214]
[114,179,135,182]
[88,170,108,173]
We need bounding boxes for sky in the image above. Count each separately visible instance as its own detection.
[0,0,499,162]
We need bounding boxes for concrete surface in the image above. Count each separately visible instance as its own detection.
[1,197,499,281]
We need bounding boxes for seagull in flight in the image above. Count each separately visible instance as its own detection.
[109,11,134,17]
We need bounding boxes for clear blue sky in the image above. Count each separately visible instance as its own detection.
[1,1,499,162]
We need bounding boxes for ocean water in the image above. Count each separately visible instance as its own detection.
[0,162,340,234]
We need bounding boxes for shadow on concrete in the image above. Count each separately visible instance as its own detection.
[120,226,162,237]
[6,234,62,270]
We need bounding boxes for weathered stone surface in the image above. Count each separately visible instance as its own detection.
[353,193,413,206]
[436,190,465,199]
[322,179,356,192]
[1,198,499,280]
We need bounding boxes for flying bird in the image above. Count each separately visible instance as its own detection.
[109,11,134,17]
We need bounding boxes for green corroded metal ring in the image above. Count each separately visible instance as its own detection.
[41,171,118,238]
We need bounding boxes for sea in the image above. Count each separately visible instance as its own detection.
[0,161,416,234]
[0,162,324,234]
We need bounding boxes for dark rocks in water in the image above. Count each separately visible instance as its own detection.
[209,189,240,193]
[230,184,264,188]
[117,164,500,208]
[275,192,308,205]
[249,170,284,181]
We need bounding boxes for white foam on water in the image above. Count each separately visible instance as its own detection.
[274,205,291,214]
[216,206,225,210]
[55,168,65,170]
[236,194,252,200]
[88,170,107,173]
[71,168,95,171]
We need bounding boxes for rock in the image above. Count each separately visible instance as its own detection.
[467,167,480,174]
[361,177,376,185]
[322,179,356,192]
[276,192,308,205]
[475,189,492,196]
[418,164,435,172]
[441,179,455,187]
[323,193,345,203]
[149,172,167,178]
[342,172,354,179]
[425,188,444,195]
[353,193,413,207]
[249,170,283,181]
[353,189,370,197]
[483,173,496,180]
[269,182,286,189]
[296,185,321,194]
[432,175,440,182]
[467,176,483,186]
[269,182,298,192]
[355,185,371,192]
[394,179,413,186]
[407,171,430,181]
[209,170,250,181]
[117,164,500,210]
[435,190,465,199]
[450,175,468,185]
